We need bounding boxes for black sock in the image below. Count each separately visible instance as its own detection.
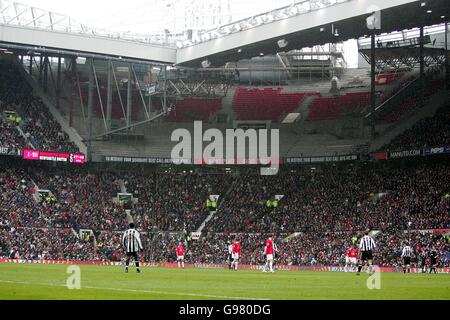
[403,268,406,274]
[357,265,362,273]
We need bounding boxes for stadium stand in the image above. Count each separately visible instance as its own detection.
[82,90,140,121]
[206,161,450,233]
[381,104,450,151]
[0,226,98,261]
[123,171,233,232]
[0,158,448,267]
[0,116,27,150]
[232,87,317,121]
[380,76,445,124]
[306,91,371,121]
[167,98,222,122]
[375,72,404,85]
[0,61,79,153]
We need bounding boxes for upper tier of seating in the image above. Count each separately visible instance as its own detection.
[0,60,79,153]
[381,104,450,151]
[166,98,222,122]
[381,79,445,123]
[307,92,371,121]
[232,87,317,121]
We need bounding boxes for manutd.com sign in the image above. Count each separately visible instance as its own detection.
[388,145,450,159]
[388,149,421,158]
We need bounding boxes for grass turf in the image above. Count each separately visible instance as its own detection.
[0,263,449,300]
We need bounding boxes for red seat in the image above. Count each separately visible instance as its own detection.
[166,98,222,122]
[232,87,317,121]
[307,92,371,121]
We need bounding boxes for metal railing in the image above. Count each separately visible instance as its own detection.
[357,23,448,48]
[0,0,180,48]
[177,0,352,48]
[0,0,355,50]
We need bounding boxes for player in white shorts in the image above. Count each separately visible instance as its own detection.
[345,256,357,264]
[231,239,241,271]
[176,242,185,268]
[344,245,358,272]
[263,236,275,273]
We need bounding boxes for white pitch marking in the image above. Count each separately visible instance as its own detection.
[0,279,270,300]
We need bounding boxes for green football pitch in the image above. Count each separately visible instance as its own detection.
[0,263,449,300]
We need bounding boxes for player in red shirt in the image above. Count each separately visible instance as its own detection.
[176,242,185,269]
[344,245,358,272]
[231,239,241,271]
[263,236,275,273]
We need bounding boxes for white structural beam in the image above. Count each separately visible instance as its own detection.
[176,0,417,64]
[0,24,177,64]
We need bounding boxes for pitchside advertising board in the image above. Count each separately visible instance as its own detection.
[388,146,450,158]
[424,146,450,156]
[373,145,450,160]
[105,155,359,164]
[388,149,422,158]
[285,154,358,163]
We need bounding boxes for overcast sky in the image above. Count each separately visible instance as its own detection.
[15,0,359,67]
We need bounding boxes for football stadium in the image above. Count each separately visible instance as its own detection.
[0,0,449,305]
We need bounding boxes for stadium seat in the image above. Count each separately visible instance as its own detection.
[232,87,318,121]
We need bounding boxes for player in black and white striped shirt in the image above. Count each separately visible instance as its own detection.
[357,230,376,275]
[401,242,413,274]
[122,223,143,273]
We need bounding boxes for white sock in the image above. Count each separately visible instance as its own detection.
[269,261,273,272]
[182,261,184,268]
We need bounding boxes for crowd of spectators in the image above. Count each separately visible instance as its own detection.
[206,161,450,233]
[29,169,125,231]
[181,230,449,268]
[123,171,234,232]
[0,116,27,151]
[378,70,445,124]
[0,225,98,261]
[382,104,450,152]
[0,60,79,153]
[0,157,448,267]
[2,224,448,268]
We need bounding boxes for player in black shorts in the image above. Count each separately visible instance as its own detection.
[357,231,376,275]
[420,250,427,273]
[401,242,413,274]
[122,223,143,273]
[429,249,438,274]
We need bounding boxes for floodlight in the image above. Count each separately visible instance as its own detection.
[277,39,288,48]
[201,60,211,68]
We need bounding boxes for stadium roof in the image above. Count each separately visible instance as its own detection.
[0,0,448,66]
[177,0,450,67]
